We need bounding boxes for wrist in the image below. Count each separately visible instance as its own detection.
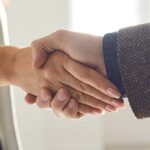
[10,47,32,87]
[95,36,107,76]
[0,46,20,85]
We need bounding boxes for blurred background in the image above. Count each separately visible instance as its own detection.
[5,0,150,150]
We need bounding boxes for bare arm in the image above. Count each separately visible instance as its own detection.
[0,46,18,85]
[0,46,124,119]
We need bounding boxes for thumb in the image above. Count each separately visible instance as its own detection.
[25,93,36,104]
[31,39,50,69]
[31,30,68,69]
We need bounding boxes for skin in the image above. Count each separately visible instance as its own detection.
[0,46,124,119]
[1,0,124,119]
[27,30,125,118]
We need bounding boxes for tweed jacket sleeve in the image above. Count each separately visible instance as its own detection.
[117,23,150,119]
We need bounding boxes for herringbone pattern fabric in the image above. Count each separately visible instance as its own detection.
[117,23,150,118]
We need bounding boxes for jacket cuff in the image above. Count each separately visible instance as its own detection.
[103,33,125,96]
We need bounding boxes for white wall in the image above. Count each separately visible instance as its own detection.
[7,0,150,150]
[104,1,150,149]
[7,0,104,150]
[72,1,150,150]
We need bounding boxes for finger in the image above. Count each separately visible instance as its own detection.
[105,104,119,112]
[63,103,105,119]
[31,30,67,69]
[78,103,105,115]
[79,94,116,111]
[36,88,53,108]
[62,71,124,108]
[31,39,49,69]
[64,60,121,99]
[25,93,36,104]
[51,88,71,115]
[66,86,119,111]
[62,98,79,119]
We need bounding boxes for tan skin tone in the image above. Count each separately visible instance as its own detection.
[1,0,124,118]
[0,46,124,118]
[26,30,125,118]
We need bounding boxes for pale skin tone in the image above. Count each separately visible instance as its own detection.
[26,30,125,118]
[0,45,124,118]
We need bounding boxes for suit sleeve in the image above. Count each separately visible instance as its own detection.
[117,23,150,119]
[103,33,126,96]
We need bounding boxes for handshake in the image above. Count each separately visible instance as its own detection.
[0,30,125,119]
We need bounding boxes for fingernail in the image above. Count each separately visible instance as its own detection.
[93,109,101,114]
[107,88,121,99]
[120,104,126,110]
[56,89,67,101]
[112,99,122,107]
[41,92,51,102]
[105,105,117,112]
[93,109,105,115]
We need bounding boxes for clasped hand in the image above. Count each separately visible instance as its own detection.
[20,30,125,119]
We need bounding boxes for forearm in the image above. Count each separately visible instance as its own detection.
[0,46,38,94]
[11,47,35,93]
[0,46,20,85]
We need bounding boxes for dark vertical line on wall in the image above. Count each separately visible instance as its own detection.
[0,140,3,150]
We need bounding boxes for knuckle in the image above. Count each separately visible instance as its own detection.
[58,88,70,99]
[31,40,39,48]
[76,93,86,104]
[66,106,74,114]
[71,92,81,101]
[51,101,59,111]
[51,52,63,61]
[51,99,69,111]
[55,29,67,37]
[79,70,89,79]
[97,103,105,110]
[65,104,77,116]
[36,100,47,108]
[96,80,104,90]
[78,83,88,92]
[53,29,69,49]
[88,69,106,89]
[69,89,86,104]
[53,105,62,113]
[40,89,52,101]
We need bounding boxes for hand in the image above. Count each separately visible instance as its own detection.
[32,30,106,75]
[25,88,102,119]
[27,30,124,118]
[10,47,123,118]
